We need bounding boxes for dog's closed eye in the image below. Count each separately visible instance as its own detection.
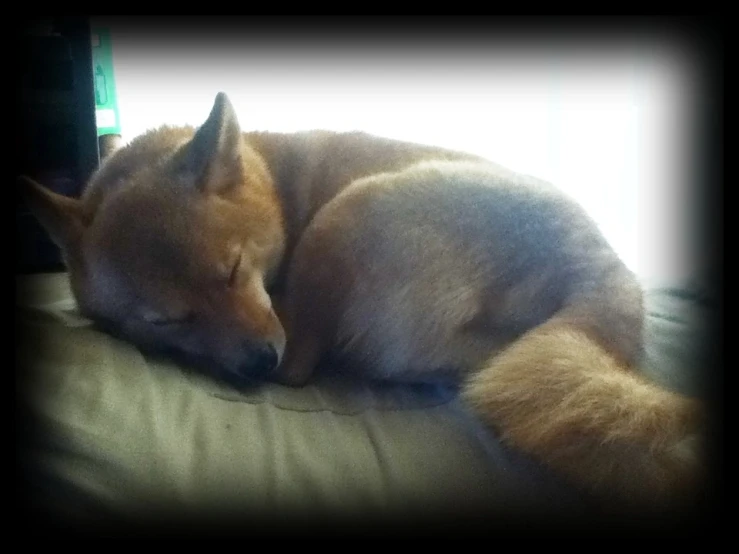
[228,249,243,288]
[141,309,193,327]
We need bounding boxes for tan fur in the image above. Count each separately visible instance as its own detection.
[463,322,702,506]
[20,92,704,510]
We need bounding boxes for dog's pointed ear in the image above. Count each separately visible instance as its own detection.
[18,176,89,254]
[175,92,244,194]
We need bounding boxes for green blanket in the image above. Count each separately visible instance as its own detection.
[16,272,713,532]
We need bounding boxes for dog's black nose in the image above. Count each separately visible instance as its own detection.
[246,343,279,378]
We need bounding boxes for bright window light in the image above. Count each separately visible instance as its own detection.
[110,33,700,287]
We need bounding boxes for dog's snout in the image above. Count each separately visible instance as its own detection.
[235,342,278,380]
[253,343,278,374]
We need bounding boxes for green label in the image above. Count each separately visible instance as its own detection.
[91,28,121,136]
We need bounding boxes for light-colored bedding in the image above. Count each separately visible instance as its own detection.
[16,272,713,529]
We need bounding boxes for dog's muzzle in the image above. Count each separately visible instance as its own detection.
[236,342,279,380]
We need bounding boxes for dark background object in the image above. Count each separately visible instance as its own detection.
[16,17,100,274]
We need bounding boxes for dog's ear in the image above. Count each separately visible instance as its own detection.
[18,176,90,255]
[174,92,244,194]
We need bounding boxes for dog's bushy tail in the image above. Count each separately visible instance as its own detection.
[462,285,705,510]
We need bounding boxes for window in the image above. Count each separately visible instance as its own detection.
[109,27,703,287]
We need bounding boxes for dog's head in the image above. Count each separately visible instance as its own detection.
[20,93,287,386]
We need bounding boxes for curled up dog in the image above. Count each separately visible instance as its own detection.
[20,92,706,515]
